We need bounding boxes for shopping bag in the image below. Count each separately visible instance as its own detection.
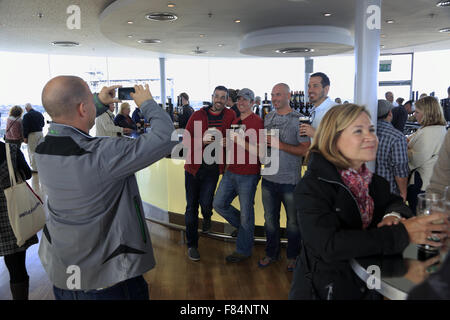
[4,143,45,246]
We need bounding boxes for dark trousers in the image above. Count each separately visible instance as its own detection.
[184,167,220,248]
[53,275,149,300]
[3,251,28,283]
[407,171,424,215]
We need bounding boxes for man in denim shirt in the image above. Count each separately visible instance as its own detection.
[259,83,310,272]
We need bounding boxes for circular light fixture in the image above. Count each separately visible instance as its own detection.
[127,21,134,24]
[145,12,178,21]
[385,19,395,24]
[436,1,450,7]
[199,34,206,38]
[438,27,450,33]
[234,19,241,23]
[51,41,80,47]
[127,35,133,38]
[167,3,176,8]
[138,39,161,44]
[218,44,225,47]
[275,48,314,54]
[323,13,332,17]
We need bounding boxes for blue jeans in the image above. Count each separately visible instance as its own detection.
[53,275,149,300]
[261,178,301,260]
[213,171,260,257]
[185,167,220,248]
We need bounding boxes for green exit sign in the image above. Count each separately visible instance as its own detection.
[379,60,392,72]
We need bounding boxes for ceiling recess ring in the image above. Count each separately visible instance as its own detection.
[145,12,178,21]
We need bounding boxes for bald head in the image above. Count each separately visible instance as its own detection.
[42,76,91,119]
[273,83,290,95]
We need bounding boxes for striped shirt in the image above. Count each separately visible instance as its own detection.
[375,120,409,196]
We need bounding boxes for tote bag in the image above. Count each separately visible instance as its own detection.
[4,143,45,246]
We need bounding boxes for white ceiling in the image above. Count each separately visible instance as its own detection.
[0,0,449,58]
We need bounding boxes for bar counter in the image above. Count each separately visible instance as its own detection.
[351,239,449,300]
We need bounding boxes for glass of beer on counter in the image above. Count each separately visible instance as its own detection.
[416,193,446,252]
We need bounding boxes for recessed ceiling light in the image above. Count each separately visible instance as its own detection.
[323,13,332,17]
[138,39,161,44]
[199,34,206,38]
[127,35,133,38]
[145,12,178,21]
[234,19,241,23]
[51,41,80,47]
[276,47,314,54]
[218,44,225,47]
[380,34,386,38]
[167,3,176,8]
[127,21,134,24]
[438,27,450,33]
[436,1,450,7]
[386,19,395,24]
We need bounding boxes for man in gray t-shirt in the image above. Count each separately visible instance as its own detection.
[258,83,310,272]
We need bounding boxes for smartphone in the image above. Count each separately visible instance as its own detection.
[118,87,135,100]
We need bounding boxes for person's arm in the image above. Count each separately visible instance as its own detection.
[94,85,122,117]
[408,130,430,169]
[427,131,450,195]
[392,135,410,201]
[16,147,32,180]
[22,115,30,140]
[395,176,408,201]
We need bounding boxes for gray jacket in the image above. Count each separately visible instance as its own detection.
[35,99,175,290]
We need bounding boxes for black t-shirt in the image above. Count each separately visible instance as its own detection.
[441,98,450,122]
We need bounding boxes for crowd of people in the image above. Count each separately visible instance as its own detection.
[0,73,449,300]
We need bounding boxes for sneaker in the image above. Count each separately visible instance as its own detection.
[188,247,200,261]
[202,217,211,233]
[287,259,296,272]
[258,256,278,268]
[225,251,250,263]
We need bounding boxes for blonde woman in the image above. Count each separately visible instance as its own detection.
[289,104,448,300]
[5,106,24,147]
[406,96,447,214]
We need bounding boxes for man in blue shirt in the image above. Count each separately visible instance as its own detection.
[375,100,409,201]
[22,103,45,172]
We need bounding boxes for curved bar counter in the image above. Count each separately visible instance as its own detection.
[135,157,290,239]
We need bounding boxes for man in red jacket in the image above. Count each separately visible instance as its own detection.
[183,86,236,261]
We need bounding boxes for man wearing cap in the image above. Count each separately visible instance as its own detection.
[213,88,264,263]
[375,99,409,201]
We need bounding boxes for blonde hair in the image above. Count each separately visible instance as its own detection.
[119,102,130,115]
[307,104,371,170]
[414,96,446,127]
[9,105,23,118]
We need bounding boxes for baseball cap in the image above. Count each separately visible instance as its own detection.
[237,88,255,101]
[377,99,393,118]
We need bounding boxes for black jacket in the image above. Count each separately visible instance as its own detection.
[289,152,412,300]
[22,109,45,139]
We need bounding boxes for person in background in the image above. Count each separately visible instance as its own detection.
[396,97,404,106]
[36,76,175,300]
[131,105,147,135]
[258,83,310,272]
[335,97,342,104]
[406,96,447,214]
[391,99,409,133]
[5,106,24,147]
[440,86,450,122]
[299,72,336,138]
[227,89,240,118]
[0,141,35,300]
[182,85,236,261]
[419,93,428,99]
[178,92,194,129]
[289,104,448,300]
[375,100,409,201]
[385,91,398,107]
[22,103,44,172]
[252,96,261,117]
[96,103,132,137]
[114,102,137,135]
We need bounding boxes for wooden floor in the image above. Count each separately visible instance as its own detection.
[0,173,293,300]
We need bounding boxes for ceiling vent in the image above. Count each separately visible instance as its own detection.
[275,47,314,54]
[436,1,450,7]
[192,46,208,54]
[145,12,178,21]
[51,41,80,47]
[438,27,450,33]
[137,39,161,44]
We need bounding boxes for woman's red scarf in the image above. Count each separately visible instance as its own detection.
[339,164,374,229]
